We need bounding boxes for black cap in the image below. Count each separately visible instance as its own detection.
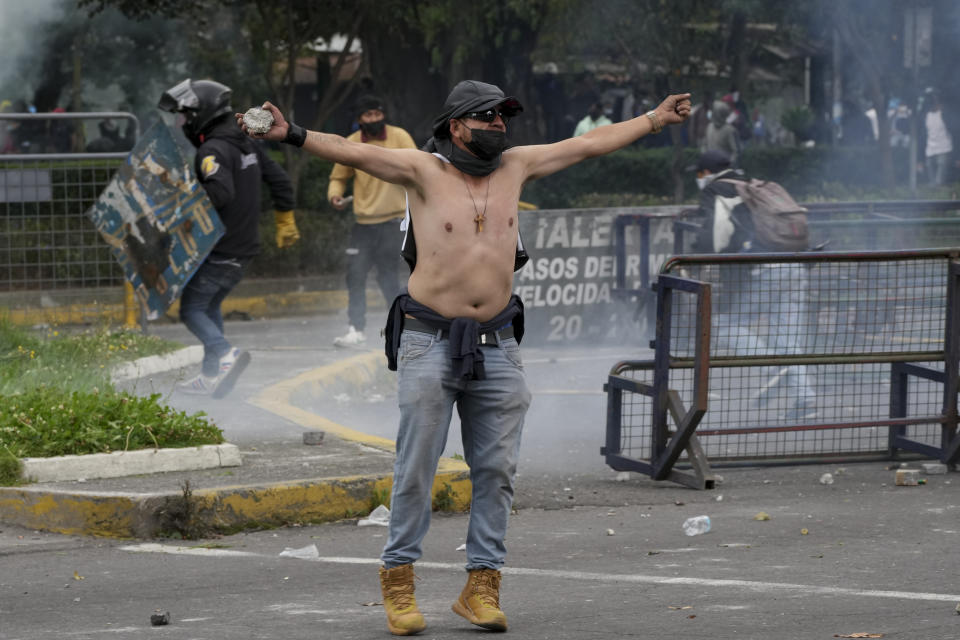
[431,80,523,139]
[355,94,385,117]
[691,149,732,173]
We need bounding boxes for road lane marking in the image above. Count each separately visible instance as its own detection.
[121,544,960,603]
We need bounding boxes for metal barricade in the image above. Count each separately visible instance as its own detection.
[614,200,960,342]
[603,249,960,488]
[0,112,139,326]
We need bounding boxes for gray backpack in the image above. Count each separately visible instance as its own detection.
[720,178,809,252]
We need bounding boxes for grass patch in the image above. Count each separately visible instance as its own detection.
[0,319,177,395]
[0,319,222,484]
[0,450,23,486]
[432,482,458,512]
[0,386,222,458]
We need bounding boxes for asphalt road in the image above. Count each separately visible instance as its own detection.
[3,311,959,639]
[2,462,959,639]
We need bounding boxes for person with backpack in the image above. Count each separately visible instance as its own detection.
[691,149,817,421]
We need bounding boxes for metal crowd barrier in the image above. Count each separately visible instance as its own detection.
[613,200,960,343]
[603,249,960,489]
[0,112,139,326]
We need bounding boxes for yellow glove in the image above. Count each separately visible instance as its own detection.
[274,210,300,248]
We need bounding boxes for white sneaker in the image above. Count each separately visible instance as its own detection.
[211,347,251,399]
[178,373,217,395]
[333,325,366,347]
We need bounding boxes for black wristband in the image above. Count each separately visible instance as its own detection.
[282,122,307,147]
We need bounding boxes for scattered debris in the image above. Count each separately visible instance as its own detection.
[668,605,693,610]
[682,515,711,536]
[753,512,771,521]
[922,463,947,475]
[72,571,84,581]
[279,544,319,559]
[456,543,466,551]
[895,469,920,486]
[833,634,882,638]
[801,528,809,535]
[150,610,170,626]
[302,431,324,446]
[819,473,834,485]
[606,529,615,536]
[615,472,631,482]
[358,504,391,527]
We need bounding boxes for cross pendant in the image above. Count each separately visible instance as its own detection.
[474,212,485,233]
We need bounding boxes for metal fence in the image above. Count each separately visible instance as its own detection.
[0,112,138,325]
[614,200,960,340]
[603,249,960,488]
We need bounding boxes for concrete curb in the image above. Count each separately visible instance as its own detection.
[1,347,472,539]
[0,470,470,539]
[21,444,241,483]
[110,345,203,383]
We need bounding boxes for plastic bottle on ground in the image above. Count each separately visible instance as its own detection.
[682,515,711,536]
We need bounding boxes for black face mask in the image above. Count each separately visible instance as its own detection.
[425,137,501,176]
[359,119,386,137]
[464,127,506,160]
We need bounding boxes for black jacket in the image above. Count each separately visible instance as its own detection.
[194,118,294,260]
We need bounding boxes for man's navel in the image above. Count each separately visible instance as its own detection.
[445,222,453,232]
[508,218,514,227]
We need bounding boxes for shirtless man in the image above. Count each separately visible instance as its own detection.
[240,81,690,636]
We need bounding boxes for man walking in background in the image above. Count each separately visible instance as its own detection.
[328,95,417,346]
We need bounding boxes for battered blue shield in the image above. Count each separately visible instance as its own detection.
[86,122,224,320]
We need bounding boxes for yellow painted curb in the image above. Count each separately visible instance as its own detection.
[0,468,471,539]
[247,349,472,485]
[0,488,144,538]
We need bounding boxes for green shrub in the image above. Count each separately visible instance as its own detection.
[0,386,223,459]
[0,450,23,486]
[0,320,220,476]
[781,106,814,141]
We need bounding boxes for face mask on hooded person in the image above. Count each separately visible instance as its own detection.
[461,125,507,160]
[422,80,523,176]
[696,175,716,190]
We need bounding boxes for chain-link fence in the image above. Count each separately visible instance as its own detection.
[0,112,138,326]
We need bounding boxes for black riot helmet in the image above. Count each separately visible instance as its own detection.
[158,78,233,146]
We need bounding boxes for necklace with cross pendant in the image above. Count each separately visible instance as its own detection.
[461,173,491,233]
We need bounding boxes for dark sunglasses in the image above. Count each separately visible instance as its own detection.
[461,108,509,123]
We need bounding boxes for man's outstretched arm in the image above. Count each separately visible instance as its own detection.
[236,102,423,188]
[513,93,692,182]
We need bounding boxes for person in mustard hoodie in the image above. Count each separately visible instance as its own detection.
[328,95,417,346]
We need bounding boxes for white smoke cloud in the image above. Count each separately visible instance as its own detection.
[0,0,65,104]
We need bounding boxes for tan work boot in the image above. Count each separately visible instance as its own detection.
[379,564,426,636]
[452,568,508,632]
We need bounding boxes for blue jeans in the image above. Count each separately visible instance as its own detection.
[381,329,531,571]
[927,152,952,186]
[715,263,815,408]
[179,259,244,376]
[345,220,405,331]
